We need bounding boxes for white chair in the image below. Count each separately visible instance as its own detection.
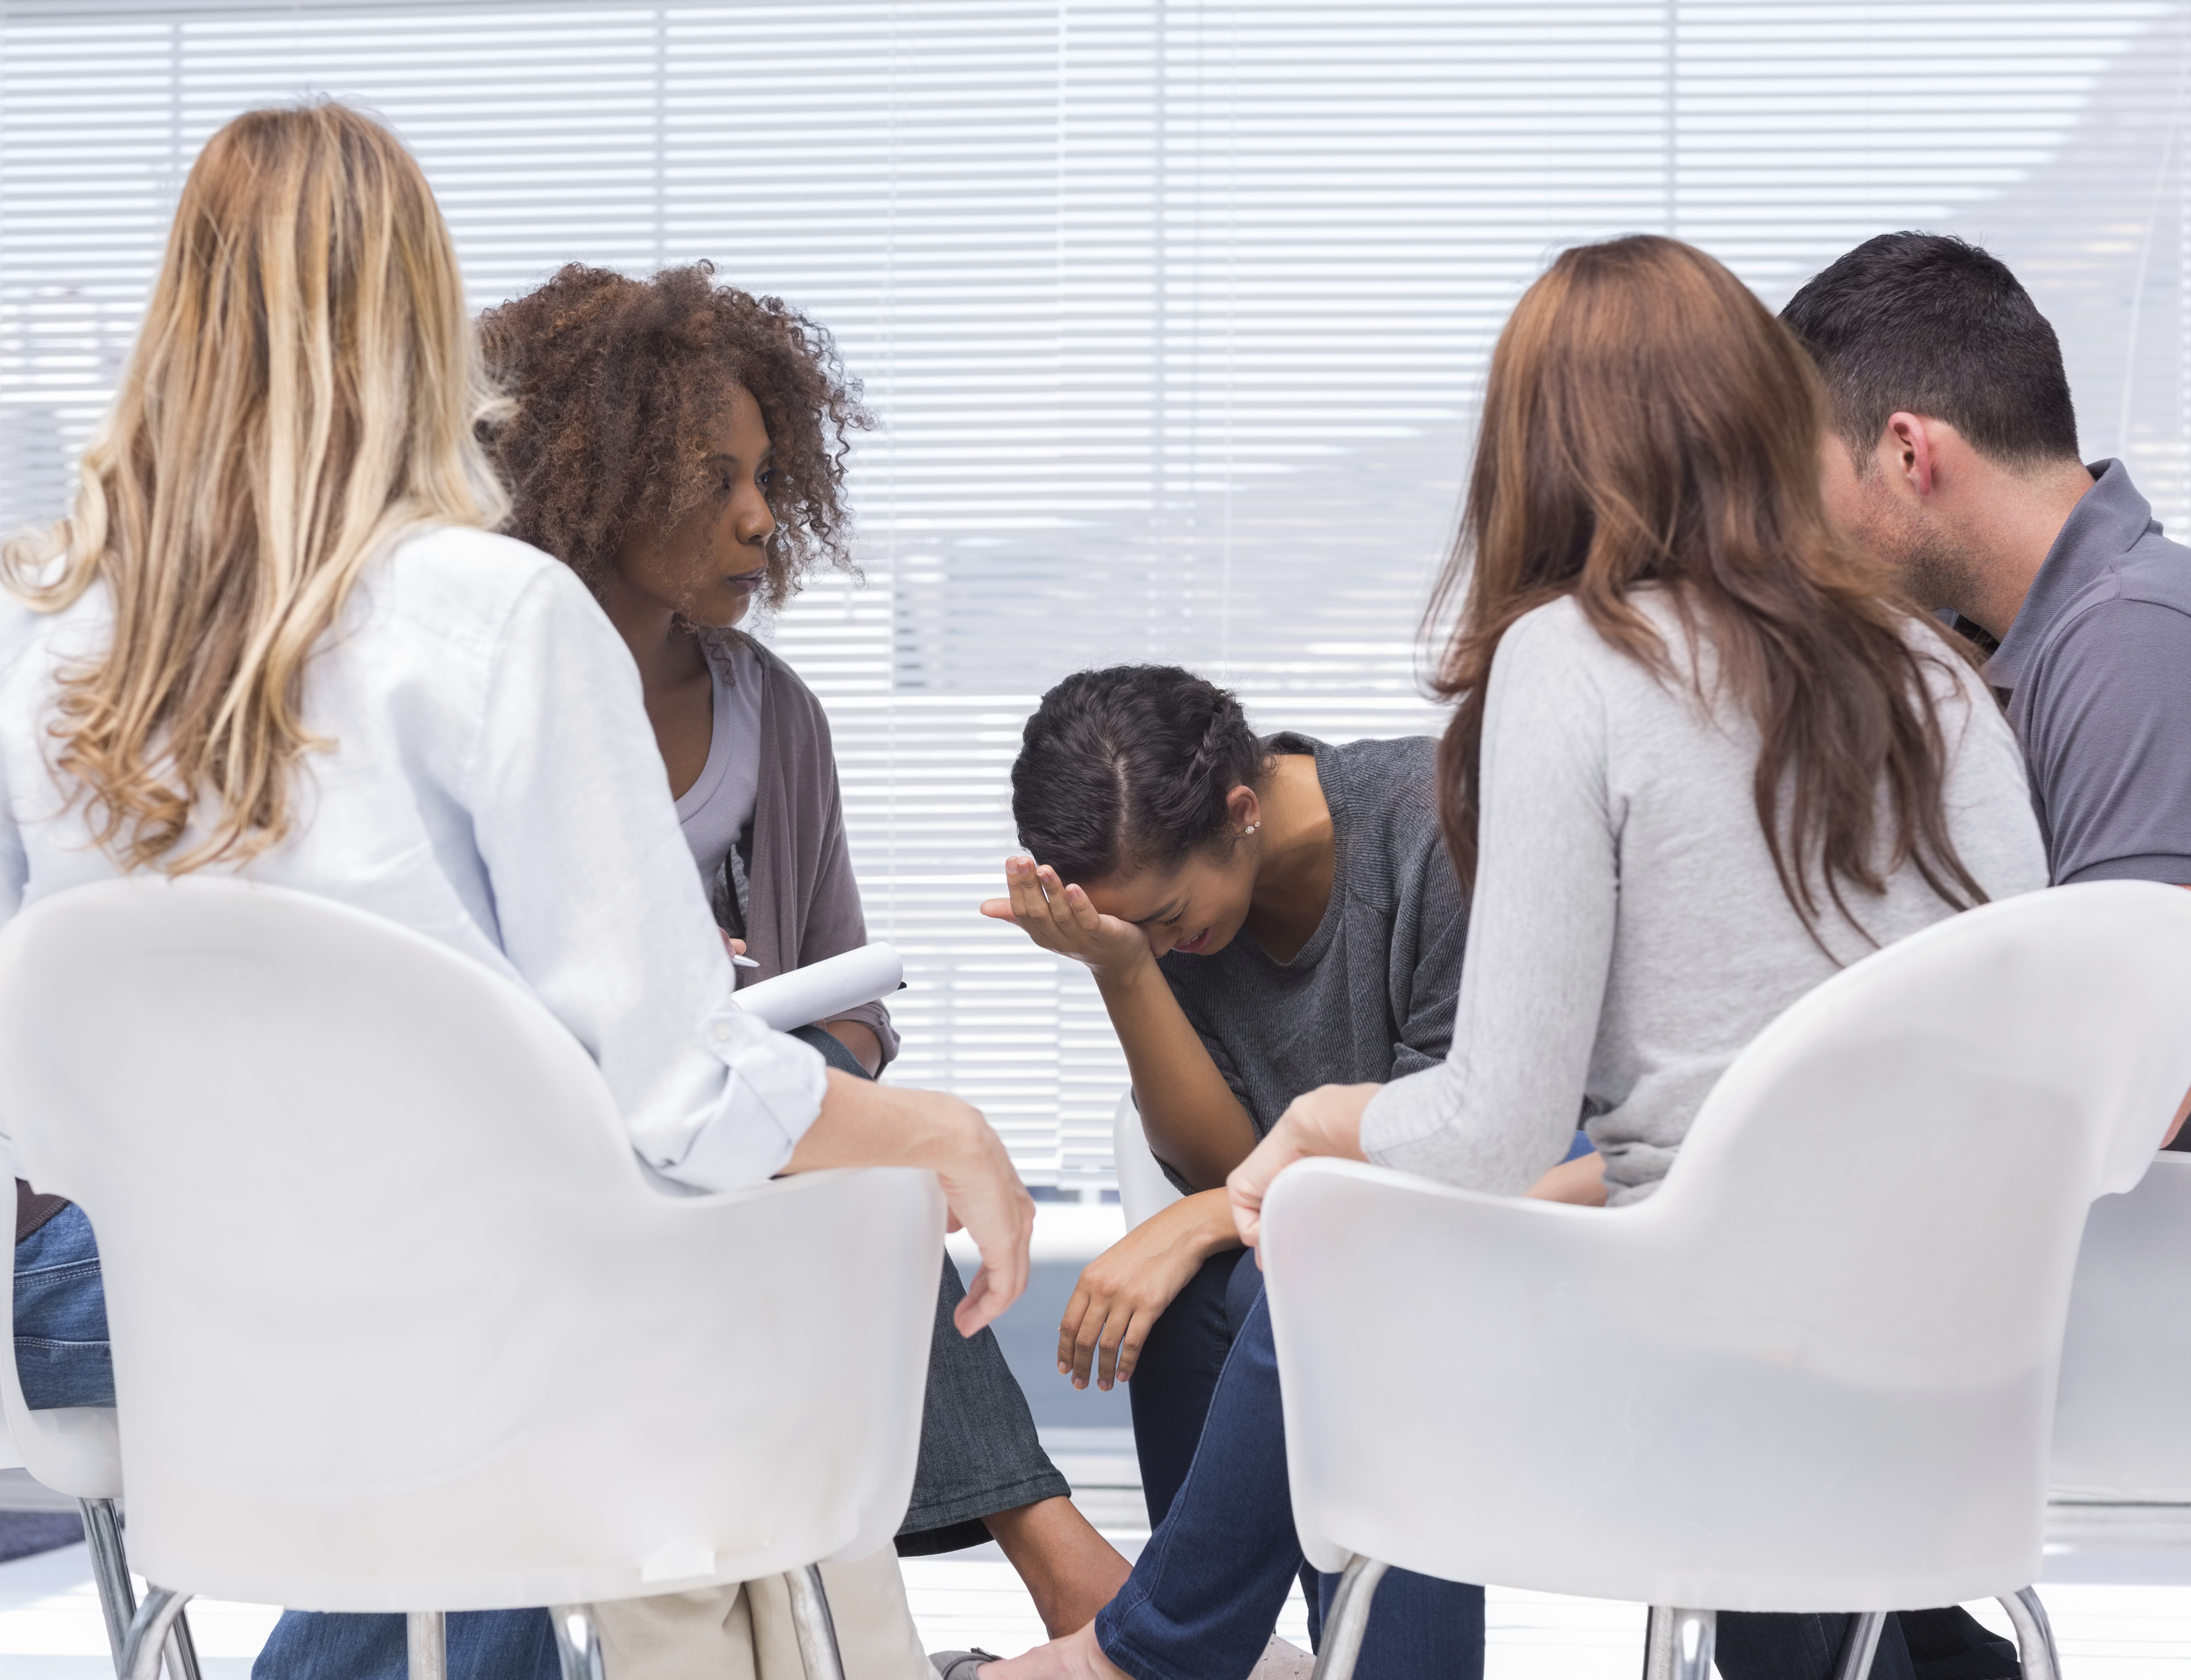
[1259,881,2191,1680]
[2042,1151,2191,1583]
[1111,1092,1184,1230]
[0,1203,203,1680]
[0,878,942,1680]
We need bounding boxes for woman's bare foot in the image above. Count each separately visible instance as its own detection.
[978,1620,1131,1680]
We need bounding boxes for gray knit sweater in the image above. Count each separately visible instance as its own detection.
[1360,594,2049,1205]
[1151,732,1468,1188]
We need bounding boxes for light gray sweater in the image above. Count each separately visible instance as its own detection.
[1360,593,2049,1205]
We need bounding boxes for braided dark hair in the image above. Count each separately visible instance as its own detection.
[1012,665,1270,885]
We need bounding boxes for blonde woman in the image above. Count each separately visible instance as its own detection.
[0,104,1030,1680]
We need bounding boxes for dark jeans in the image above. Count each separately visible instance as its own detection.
[1719,1609,2018,1680]
[1100,1275,1485,1680]
[13,1202,115,1408]
[1128,1245,1264,1530]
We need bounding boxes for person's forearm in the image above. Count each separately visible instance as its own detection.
[787,1072,1031,1336]
[1526,1150,1608,1205]
[1170,1186,1247,1257]
[1226,1082,1376,1250]
[1097,957,1259,1190]
[784,1069,970,1174]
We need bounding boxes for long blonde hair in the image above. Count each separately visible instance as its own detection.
[0,102,508,872]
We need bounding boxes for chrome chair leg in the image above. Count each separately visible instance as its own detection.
[80,1496,201,1680]
[1310,1554,1391,1680]
[1831,1610,1889,1680]
[549,1603,607,1680]
[162,1596,204,1680]
[81,1498,135,1673]
[2000,1588,2060,1680]
[784,1564,847,1680]
[1643,1607,1716,1680]
[408,1609,449,1680]
[119,1587,192,1680]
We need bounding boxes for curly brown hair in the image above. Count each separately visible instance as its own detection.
[477,261,872,607]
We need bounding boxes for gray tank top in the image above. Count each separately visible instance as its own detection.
[674,642,763,916]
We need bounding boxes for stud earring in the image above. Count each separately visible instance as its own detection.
[1242,820,1261,835]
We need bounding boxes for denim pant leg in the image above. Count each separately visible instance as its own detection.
[1718,1613,1917,1680]
[1316,1567,1485,1680]
[1096,1284,1484,1680]
[897,1254,1072,1554]
[1125,1244,1261,1528]
[13,1203,116,1408]
[1720,1607,2019,1680]
[252,1608,559,1680]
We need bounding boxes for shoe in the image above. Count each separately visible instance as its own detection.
[930,1649,1001,1680]
[1251,1635,1316,1678]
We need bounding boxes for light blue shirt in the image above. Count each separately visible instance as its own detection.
[0,525,826,1190]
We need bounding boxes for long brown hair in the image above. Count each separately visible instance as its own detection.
[0,103,506,873]
[1429,235,1985,945]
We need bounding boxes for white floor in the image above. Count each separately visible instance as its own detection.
[6,1438,2191,1680]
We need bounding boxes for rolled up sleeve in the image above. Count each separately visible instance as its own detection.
[469,566,828,1189]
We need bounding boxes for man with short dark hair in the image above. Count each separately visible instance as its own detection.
[1772,231,2191,1680]
[1781,231,2191,892]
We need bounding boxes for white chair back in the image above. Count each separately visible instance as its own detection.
[1112,1092,1185,1229]
[2052,1152,2191,1499]
[0,878,942,1614]
[1262,882,2191,1613]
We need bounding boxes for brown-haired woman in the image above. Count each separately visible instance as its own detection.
[990,238,2049,1680]
[476,264,1132,1669]
[1218,237,2051,1680]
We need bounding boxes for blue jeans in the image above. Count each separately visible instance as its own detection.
[1128,1245,1265,1532]
[1099,1277,1485,1680]
[12,1205,555,1680]
[14,1204,117,1408]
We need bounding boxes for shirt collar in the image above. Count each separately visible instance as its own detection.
[1985,458,2153,694]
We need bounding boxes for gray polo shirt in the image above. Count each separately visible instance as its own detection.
[1987,459,2191,886]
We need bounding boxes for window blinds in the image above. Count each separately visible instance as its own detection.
[3,0,2183,1190]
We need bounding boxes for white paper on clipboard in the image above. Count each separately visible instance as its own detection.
[733,941,904,1031]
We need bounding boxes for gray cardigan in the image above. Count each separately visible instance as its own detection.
[713,638,900,1068]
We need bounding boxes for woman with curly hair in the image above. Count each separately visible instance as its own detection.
[477,263,1133,1673]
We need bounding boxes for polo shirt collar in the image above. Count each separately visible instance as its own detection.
[1986,459,2152,694]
